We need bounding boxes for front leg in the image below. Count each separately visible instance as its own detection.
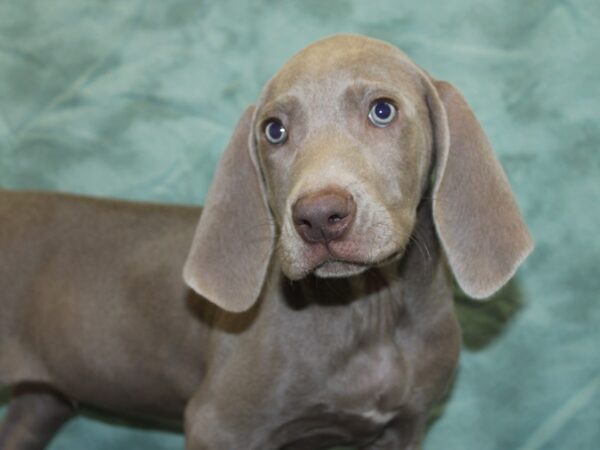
[184,357,286,450]
[184,385,278,450]
[0,384,76,450]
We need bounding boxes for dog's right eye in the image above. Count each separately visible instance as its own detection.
[264,120,288,145]
[368,100,397,128]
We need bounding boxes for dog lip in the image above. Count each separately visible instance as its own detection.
[309,246,402,273]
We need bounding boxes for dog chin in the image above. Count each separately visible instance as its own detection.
[313,261,368,278]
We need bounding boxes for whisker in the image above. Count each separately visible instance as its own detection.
[408,229,431,262]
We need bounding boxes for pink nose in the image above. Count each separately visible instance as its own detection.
[292,189,356,244]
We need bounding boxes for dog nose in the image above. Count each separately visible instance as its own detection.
[292,189,356,244]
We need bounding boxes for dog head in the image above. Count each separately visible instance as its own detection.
[184,35,533,312]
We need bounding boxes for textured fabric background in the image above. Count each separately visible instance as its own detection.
[1,1,599,449]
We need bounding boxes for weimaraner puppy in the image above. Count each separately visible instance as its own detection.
[0,34,533,449]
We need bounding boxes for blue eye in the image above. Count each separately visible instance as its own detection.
[264,119,288,144]
[368,100,396,127]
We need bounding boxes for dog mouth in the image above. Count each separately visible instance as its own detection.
[280,221,409,280]
[308,245,402,278]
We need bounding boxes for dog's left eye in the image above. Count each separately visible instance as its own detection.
[264,119,288,145]
[368,100,396,127]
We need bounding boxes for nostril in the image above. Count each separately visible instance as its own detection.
[328,213,344,224]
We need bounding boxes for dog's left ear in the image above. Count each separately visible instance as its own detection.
[183,106,275,312]
[427,79,533,299]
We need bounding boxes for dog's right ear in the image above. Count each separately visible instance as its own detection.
[426,79,533,299]
[183,106,275,312]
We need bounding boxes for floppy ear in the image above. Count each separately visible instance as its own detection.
[183,106,275,312]
[427,80,533,299]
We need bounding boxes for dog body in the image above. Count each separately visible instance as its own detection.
[0,35,532,450]
[0,189,458,449]
[0,190,205,418]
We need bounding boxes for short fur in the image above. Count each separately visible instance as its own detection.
[1,35,532,450]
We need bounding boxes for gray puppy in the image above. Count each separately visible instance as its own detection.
[0,34,533,450]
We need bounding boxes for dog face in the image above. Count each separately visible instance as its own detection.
[184,34,533,312]
[254,36,433,280]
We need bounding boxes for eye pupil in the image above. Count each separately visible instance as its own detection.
[265,120,287,144]
[375,102,391,119]
[269,124,282,139]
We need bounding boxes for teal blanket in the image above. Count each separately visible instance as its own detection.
[1,1,598,449]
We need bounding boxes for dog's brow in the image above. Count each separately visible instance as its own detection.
[344,80,416,116]
[347,79,400,97]
[259,95,300,120]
